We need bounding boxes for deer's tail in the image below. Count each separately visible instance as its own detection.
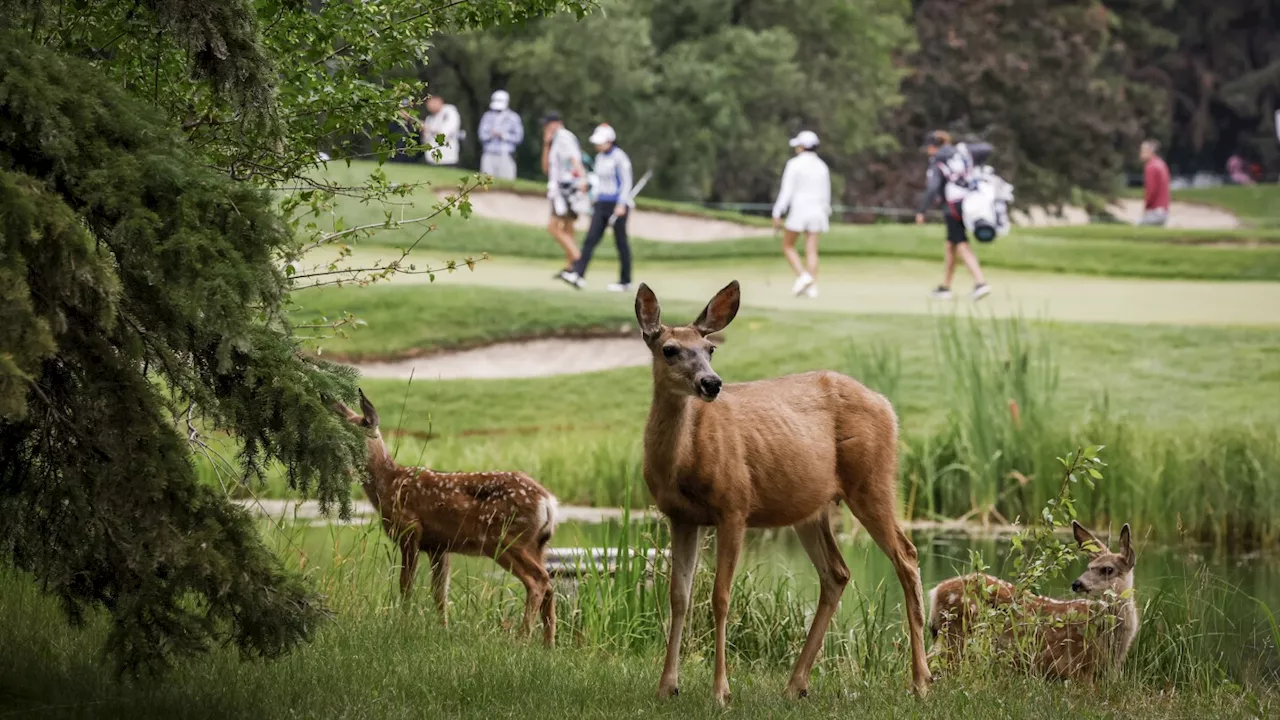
[536,494,560,551]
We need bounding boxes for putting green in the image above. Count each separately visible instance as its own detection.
[305,248,1280,327]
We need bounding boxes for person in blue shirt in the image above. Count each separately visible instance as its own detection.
[477,90,524,179]
[561,124,634,292]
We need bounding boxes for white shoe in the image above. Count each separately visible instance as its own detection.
[970,284,991,301]
[805,285,819,298]
[930,286,953,300]
[792,273,814,295]
[606,283,631,293]
[557,270,585,290]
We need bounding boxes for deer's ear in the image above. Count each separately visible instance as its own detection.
[1072,521,1106,556]
[332,400,359,422]
[635,284,663,343]
[357,389,380,429]
[693,280,740,337]
[1119,524,1135,567]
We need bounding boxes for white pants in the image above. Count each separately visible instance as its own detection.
[480,152,517,180]
[784,210,829,233]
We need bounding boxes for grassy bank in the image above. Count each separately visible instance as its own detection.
[296,162,1280,281]
[2,514,1276,718]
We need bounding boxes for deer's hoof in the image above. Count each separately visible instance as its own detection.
[656,682,679,699]
[783,684,808,701]
[713,688,731,707]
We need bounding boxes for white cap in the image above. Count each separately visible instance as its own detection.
[588,123,616,145]
[788,130,820,149]
[489,90,510,111]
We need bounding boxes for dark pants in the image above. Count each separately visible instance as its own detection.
[573,200,632,284]
[945,201,968,244]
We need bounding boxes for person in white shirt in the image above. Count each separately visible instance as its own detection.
[772,130,832,298]
[421,95,462,166]
[540,111,587,277]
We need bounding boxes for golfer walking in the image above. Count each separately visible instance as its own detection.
[772,130,831,298]
[563,124,634,291]
[541,112,588,280]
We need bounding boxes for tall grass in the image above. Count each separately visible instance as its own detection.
[198,314,1280,547]
[840,314,1280,548]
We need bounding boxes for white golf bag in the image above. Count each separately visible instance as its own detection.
[957,166,1014,243]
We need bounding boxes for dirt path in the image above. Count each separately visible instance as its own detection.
[451,190,772,243]
[350,337,650,380]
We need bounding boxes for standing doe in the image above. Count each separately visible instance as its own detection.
[334,390,559,645]
[634,281,932,705]
[928,521,1139,680]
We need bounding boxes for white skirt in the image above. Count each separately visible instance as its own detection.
[784,210,829,233]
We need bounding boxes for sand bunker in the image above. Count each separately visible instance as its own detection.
[447,190,771,243]
[350,337,650,380]
[1013,199,1240,230]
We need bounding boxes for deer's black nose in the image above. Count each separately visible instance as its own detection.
[699,376,722,398]
[1071,579,1085,593]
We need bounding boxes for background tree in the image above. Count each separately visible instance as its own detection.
[854,0,1165,210]
[424,0,913,204]
[1116,0,1280,174]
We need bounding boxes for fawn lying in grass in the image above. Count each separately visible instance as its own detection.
[335,390,559,645]
[928,521,1139,681]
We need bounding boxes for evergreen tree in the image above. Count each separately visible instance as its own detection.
[0,32,366,672]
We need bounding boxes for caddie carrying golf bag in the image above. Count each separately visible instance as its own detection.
[940,143,1014,243]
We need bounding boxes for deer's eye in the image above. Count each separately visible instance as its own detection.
[662,346,679,359]
[1099,566,1114,576]
[707,345,716,356]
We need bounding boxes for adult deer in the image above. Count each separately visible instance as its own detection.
[635,281,931,704]
[334,390,559,645]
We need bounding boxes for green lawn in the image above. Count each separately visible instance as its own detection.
[268,282,1280,543]
[1172,185,1280,226]
[298,162,1280,281]
[297,283,1280,434]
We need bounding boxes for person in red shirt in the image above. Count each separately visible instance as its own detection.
[1139,139,1171,226]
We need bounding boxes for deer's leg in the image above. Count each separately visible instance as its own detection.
[849,499,933,695]
[539,575,557,648]
[786,513,851,699]
[711,517,746,707]
[398,532,422,606]
[657,522,700,699]
[427,548,450,625]
[499,548,550,641]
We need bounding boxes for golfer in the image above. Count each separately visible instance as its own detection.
[541,112,588,281]
[563,124,634,292]
[772,130,831,298]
